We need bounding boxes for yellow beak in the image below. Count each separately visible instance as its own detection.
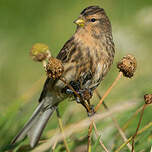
[74,18,85,27]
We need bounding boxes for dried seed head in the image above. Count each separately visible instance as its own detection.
[144,94,152,104]
[46,57,64,79]
[30,43,50,62]
[117,54,137,78]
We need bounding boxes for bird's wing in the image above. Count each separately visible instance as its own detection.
[39,36,75,102]
[56,36,75,63]
[39,78,50,102]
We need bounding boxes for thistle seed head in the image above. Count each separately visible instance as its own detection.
[30,43,50,62]
[117,54,137,78]
[144,94,152,104]
[46,57,64,79]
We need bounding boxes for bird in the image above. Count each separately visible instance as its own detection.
[11,5,115,148]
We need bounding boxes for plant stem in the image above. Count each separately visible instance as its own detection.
[87,122,93,152]
[95,72,123,112]
[92,121,109,152]
[131,104,147,152]
[56,108,70,152]
[95,90,132,151]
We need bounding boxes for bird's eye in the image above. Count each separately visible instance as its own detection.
[91,18,96,22]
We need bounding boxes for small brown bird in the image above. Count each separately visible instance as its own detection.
[12,6,115,147]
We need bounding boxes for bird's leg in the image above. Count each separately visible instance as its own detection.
[87,101,95,117]
[81,102,95,117]
[76,97,95,116]
[77,88,95,115]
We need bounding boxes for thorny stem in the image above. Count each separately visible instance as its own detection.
[115,121,152,152]
[56,108,70,152]
[92,121,109,152]
[131,104,147,152]
[95,90,132,151]
[95,72,123,112]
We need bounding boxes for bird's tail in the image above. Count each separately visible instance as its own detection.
[11,100,56,148]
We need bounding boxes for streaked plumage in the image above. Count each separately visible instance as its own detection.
[11,6,115,147]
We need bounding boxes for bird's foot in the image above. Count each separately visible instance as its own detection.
[76,88,93,102]
[75,89,94,116]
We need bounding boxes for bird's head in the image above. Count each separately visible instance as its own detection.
[74,6,112,35]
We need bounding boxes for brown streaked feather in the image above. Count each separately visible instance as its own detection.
[81,6,104,16]
[56,37,76,63]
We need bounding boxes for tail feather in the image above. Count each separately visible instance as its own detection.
[11,100,56,147]
[28,107,56,147]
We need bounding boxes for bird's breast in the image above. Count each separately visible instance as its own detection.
[55,32,114,92]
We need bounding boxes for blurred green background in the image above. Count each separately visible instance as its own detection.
[0,0,152,151]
